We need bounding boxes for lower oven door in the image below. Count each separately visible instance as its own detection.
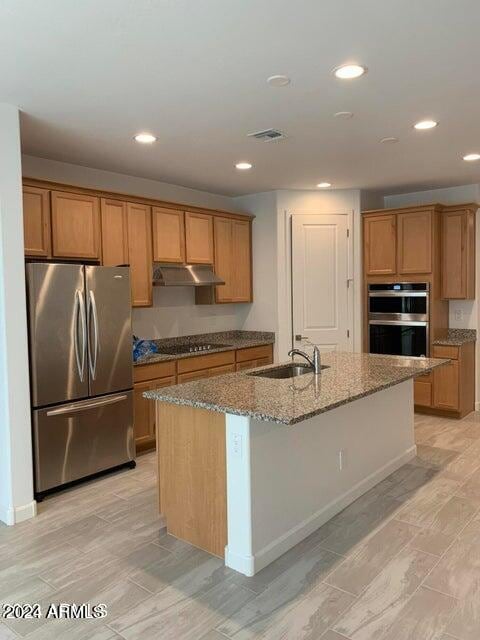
[369,322,428,358]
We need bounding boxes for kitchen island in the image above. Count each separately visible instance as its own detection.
[145,352,447,576]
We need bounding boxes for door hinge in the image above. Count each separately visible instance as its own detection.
[347,228,350,238]
[347,329,350,338]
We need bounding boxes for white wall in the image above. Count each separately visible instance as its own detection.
[132,287,250,338]
[0,106,36,525]
[233,192,278,344]
[385,183,480,405]
[23,155,252,339]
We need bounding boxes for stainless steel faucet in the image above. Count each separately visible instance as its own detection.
[288,345,322,374]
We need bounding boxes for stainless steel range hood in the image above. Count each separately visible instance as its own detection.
[152,263,225,287]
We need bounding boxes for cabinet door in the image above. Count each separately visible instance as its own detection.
[51,191,100,259]
[363,214,396,275]
[23,186,51,257]
[433,360,459,410]
[127,203,153,307]
[101,198,129,266]
[153,207,185,263]
[134,376,175,453]
[232,220,252,302]
[185,212,213,264]
[442,209,475,299]
[414,380,432,407]
[398,210,432,274]
[214,217,233,302]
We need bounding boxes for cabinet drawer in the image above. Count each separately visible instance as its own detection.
[133,360,176,383]
[414,381,432,407]
[209,364,236,377]
[416,372,432,382]
[432,345,459,360]
[177,350,235,374]
[236,344,273,363]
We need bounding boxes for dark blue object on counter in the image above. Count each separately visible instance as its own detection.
[133,336,159,363]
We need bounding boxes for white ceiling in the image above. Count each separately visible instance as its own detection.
[2,0,480,197]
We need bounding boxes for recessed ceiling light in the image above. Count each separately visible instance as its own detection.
[380,137,399,144]
[334,111,354,119]
[235,162,252,170]
[414,120,438,130]
[463,153,480,162]
[134,132,157,144]
[317,182,332,188]
[267,75,291,87]
[333,64,367,79]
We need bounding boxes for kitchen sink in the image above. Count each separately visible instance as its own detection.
[248,363,329,379]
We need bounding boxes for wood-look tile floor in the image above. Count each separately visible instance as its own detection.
[2,412,480,639]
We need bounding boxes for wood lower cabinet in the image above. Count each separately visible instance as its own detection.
[127,202,153,307]
[100,198,129,266]
[363,214,396,275]
[236,357,272,371]
[23,186,51,257]
[134,376,176,453]
[51,191,101,260]
[177,363,235,383]
[414,342,475,418]
[397,210,432,274]
[153,207,185,263]
[442,205,476,299]
[185,212,213,264]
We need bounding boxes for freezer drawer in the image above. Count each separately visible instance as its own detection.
[33,391,134,493]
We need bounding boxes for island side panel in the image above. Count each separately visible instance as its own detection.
[156,403,227,557]
[225,379,415,576]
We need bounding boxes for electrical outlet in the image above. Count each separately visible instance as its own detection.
[338,449,346,471]
[232,433,243,459]
[454,309,463,322]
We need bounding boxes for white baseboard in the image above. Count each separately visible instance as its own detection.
[247,445,417,575]
[475,401,480,412]
[0,500,37,526]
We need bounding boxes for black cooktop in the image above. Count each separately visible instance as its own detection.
[157,342,232,356]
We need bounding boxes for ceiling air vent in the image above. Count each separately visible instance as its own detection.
[247,128,286,142]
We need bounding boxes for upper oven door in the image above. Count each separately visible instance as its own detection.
[369,292,427,317]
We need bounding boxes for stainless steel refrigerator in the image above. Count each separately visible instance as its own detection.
[26,263,135,499]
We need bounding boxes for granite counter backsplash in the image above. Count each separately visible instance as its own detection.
[144,351,448,425]
[433,329,476,347]
[134,330,275,366]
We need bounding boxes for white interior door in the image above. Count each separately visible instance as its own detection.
[292,214,351,353]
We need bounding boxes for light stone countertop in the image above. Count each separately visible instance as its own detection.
[144,351,448,425]
[432,328,476,347]
[134,330,275,366]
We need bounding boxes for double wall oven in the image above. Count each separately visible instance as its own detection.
[368,283,429,358]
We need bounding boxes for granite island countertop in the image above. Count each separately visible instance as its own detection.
[432,329,476,347]
[134,330,275,366]
[144,351,448,425]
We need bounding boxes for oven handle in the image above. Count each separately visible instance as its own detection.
[368,291,428,297]
[369,320,428,327]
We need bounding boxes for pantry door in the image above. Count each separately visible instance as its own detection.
[292,214,352,354]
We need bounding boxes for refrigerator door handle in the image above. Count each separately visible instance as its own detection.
[78,290,87,381]
[46,394,128,417]
[88,290,99,380]
[73,290,86,382]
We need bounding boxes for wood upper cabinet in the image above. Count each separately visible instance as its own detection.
[152,207,185,263]
[363,214,396,275]
[185,212,213,264]
[442,206,476,299]
[100,198,129,266]
[51,191,100,260]
[397,210,432,274]
[214,217,252,303]
[23,186,51,257]
[126,202,153,307]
